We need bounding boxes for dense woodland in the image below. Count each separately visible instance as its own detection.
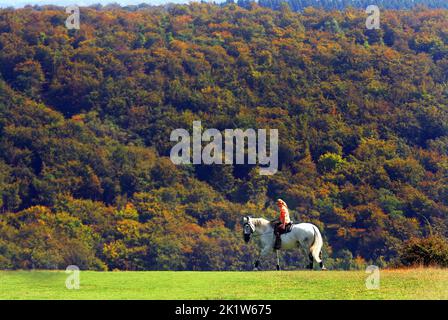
[0,3,448,270]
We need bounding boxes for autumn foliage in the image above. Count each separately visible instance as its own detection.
[0,4,448,269]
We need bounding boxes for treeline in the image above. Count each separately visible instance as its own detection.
[0,3,448,270]
[15,0,448,12]
[250,0,448,11]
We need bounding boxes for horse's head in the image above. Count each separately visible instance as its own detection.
[242,216,255,243]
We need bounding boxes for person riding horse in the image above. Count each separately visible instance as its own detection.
[273,199,292,250]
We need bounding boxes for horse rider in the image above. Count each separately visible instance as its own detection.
[274,199,291,250]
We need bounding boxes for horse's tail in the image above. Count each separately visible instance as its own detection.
[310,225,323,263]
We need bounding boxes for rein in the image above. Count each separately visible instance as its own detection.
[251,230,273,237]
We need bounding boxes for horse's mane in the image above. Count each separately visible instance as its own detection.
[251,217,271,227]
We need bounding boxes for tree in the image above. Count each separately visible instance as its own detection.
[12,60,44,98]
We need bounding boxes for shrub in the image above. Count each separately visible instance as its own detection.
[400,236,448,267]
[317,152,346,173]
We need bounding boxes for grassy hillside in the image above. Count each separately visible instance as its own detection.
[1,269,447,299]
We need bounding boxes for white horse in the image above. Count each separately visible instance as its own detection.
[242,216,326,270]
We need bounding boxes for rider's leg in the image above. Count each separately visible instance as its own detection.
[274,224,284,250]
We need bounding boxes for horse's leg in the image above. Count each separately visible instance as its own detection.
[319,250,326,270]
[307,252,313,270]
[258,246,270,270]
[276,250,280,271]
[298,241,309,270]
[254,253,262,271]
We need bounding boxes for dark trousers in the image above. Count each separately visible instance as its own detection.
[274,223,285,250]
[275,224,286,235]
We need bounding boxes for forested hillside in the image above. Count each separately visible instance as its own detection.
[0,3,448,270]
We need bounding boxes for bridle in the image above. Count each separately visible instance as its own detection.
[243,217,255,243]
[242,216,272,242]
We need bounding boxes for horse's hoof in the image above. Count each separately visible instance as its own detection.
[253,268,258,271]
[276,265,280,271]
[321,267,327,271]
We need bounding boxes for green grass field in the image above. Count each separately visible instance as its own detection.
[0,269,447,300]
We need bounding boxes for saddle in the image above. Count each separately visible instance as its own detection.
[270,219,293,234]
[271,220,293,250]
